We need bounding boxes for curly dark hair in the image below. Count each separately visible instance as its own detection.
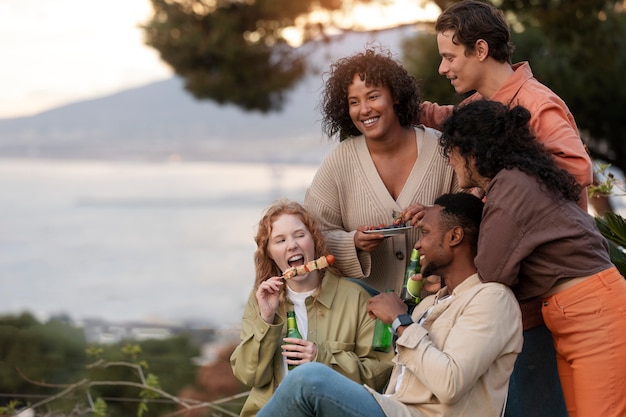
[320,46,421,141]
[439,100,581,202]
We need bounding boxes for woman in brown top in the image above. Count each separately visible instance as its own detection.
[439,99,626,417]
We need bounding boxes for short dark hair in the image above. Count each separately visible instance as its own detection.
[434,192,484,250]
[435,0,514,63]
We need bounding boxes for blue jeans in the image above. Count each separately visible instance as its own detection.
[257,362,386,417]
[504,324,568,417]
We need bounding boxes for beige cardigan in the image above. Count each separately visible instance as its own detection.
[304,126,459,293]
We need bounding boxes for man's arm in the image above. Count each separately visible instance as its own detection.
[419,101,454,130]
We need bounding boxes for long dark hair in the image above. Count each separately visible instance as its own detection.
[439,100,581,202]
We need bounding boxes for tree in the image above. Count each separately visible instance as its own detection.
[0,313,87,406]
[142,0,439,112]
[142,0,344,112]
[0,314,208,417]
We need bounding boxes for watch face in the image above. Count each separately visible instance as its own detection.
[399,314,413,326]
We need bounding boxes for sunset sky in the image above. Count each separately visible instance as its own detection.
[0,0,437,119]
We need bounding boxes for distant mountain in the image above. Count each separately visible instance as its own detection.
[0,27,420,165]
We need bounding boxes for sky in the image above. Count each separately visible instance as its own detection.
[0,0,173,119]
[0,0,438,120]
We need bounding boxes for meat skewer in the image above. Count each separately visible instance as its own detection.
[282,255,335,280]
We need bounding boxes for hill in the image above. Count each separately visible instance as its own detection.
[0,27,420,165]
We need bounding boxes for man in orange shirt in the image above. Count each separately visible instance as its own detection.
[420,0,592,212]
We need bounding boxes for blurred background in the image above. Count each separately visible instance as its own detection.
[1,1,625,415]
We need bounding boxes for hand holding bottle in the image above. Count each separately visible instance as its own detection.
[283,311,317,369]
[369,290,409,351]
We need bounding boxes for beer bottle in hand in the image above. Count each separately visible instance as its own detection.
[371,289,394,352]
[401,249,422,305]
[286,311,302,370]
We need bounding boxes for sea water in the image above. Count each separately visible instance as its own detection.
[0,158,318,328]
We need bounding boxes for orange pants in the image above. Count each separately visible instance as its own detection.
[542,267,626,417]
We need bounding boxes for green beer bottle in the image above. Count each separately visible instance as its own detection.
[286,311,303,370]
[401,249,422,305]
[371,289,394,352]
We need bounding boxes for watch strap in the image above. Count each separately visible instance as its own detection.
[392,313,413,334]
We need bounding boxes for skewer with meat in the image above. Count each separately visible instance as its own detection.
[282,255,335,280]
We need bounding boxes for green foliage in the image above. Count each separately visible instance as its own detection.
[0,313,87,399]
[92,397,108,417]
[138,374,161,417]
[589,162,626,198]
[500,0,626,173]
[86,338,200,417]
[0,314,204,417]
[595,212,626,276]
[142,0,320,112]
[141,0,423,112]
[0,400,21,415]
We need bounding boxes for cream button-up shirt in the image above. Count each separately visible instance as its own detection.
[367,274,522,417]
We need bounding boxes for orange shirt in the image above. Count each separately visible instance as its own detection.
[420,62,592,211]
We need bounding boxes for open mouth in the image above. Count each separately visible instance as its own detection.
[288,255,305,268]
[362,117,379,127]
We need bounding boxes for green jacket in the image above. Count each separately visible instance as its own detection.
[230,272,393,416]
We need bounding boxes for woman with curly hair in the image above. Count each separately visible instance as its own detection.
[439,99,626,417]
[230,199,392,417]
[304,47,458,295]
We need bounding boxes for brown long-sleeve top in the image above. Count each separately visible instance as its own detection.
[476,168,612,301]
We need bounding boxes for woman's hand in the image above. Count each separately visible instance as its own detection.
[256,276,283,324]
[282,338,317,367]
[354,226,385,253]
[401,202,429,227]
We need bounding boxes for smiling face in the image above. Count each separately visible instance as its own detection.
[347,73,400,142]
[415,206,452,278]
[268,213,317,289]
[437,30,483,95]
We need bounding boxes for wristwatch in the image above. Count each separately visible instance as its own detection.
[392,314,414,335]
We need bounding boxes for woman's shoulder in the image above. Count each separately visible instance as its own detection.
[321,136,363,162]
[415,124,442,139]
[491,168,537,189]
[486,169,560,217]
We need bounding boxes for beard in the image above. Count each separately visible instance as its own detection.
[422,260,449,284]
